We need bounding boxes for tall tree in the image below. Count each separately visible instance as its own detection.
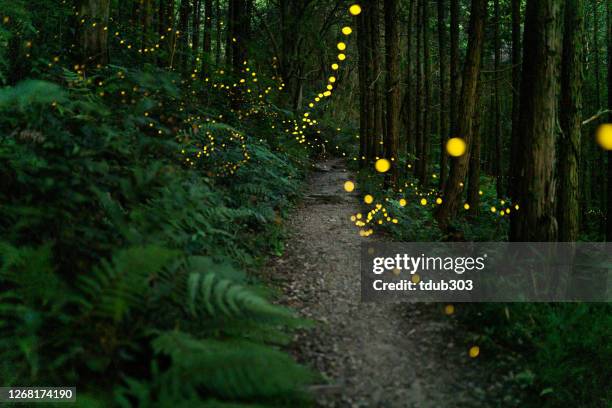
[606,0,612,241]
[202,0,213,73]
[178,0,192,70]
[370,0,384,159]
[449,0,460,134]
[509,0,563,242]
[78,0,111,66]
[215,0,222,65]
[435,0,487,229]
[493,0,503,197]
[384,0,401,186]
[402,0,417,173]
[419,0,432,186]
[508,0,522,197]
[437,0,449,189]
[558,0,584,242]
[192,0,202,68]
[415,0,424,177]
[357,2,370,166]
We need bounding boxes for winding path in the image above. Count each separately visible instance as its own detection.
[268,159,496,407]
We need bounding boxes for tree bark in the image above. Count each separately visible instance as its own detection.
[370,0,384,159]
[78,0,111,66]
[435,0,487,229]
[493,0,503,197]
[415,0,424,177]
[558,0,584,242]
[509,0,562,242]
[508,0,522,198]
[420,0,432,186]
[384,0,401,186]
[449,0,460,134]
[438,0,449,190]
[606,0,612,240]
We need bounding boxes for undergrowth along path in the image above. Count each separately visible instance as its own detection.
[269,158,497,408]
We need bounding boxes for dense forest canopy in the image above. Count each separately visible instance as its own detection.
[0,0,611,406]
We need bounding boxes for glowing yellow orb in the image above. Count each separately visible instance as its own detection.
[344,181,355,192]
[338,53,346,61]
[469,346,480,358]
[436,198,443,205]
[329,76,336,83]
[411,274,420,284]
[349,4,362,15]
[375,158,391,173]
[399,198,407,207]
[331,63,339,70]
[444,304,454,315]
[364,194,374,204]
[464,203,470,210]
[337,42,346,51]
[420,198,427,206]
[446,137,467,157]
[596,124,612,150]
[491,206,497,213]
[342,26,353,35]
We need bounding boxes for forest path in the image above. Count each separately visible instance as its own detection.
[268,158,490,407]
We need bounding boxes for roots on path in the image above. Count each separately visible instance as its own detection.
[268,159,502,408]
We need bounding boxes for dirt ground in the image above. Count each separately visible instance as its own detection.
[267,159,506,407]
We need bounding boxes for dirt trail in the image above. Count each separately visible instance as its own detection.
[268,159,496,408]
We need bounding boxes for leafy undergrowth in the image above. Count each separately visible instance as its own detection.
[0,67,320,406]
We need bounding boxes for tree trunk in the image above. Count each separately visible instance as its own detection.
[178,0,191,70]
[558,0,584,242]
[467,80,483,216]
[384,0,401,186]
[402,0,416,174]
[415,0,424,177]
[204,0,213,53]
[192,0,202,68]
[370,0,384,159]
[435,0,487,229]
[449,0,460,134]
[420,0,432,186]
[606,0,612,240]
[215,0,221,65]
[357,6,369,166]
[78,0,111,66]
[509,0,562,242]
[438,0,449,190]
[493,0,503,197]
[508,0,521,198]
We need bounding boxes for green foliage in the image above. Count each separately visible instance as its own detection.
[458,303,612,407]
[0,58,315,406]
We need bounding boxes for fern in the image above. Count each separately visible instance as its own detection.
[77,245,179,323]
[151,331,316,402]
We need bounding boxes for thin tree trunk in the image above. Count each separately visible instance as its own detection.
[449,0,460,134]
[415,0,424,177]
[370,0,384,159]
[384,0,401,186]
[438,0,449,190]
[435,0,487,229]
[215,0,221,65]
[509,0,562,242]
[558,0,584,242]
[606,0,612,240]
[420,0,432,186]
[508,0,521,198]
[493,0,503,197]
[402,0,416,173]
[467,79,483,216]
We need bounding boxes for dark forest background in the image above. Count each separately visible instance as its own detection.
[0,0,611,406]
